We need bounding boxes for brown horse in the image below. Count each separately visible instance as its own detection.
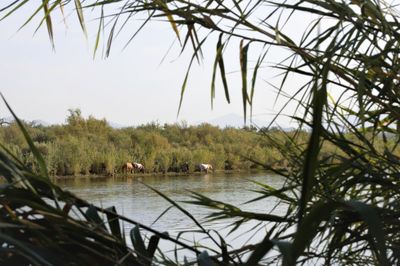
[122,162,134,173]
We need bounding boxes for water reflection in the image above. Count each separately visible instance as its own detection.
[57,173,284,226]
[56,172,285,259]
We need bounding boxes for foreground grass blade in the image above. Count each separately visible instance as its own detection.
[105,206,122,240]
[345,201,389,266]
[298,58,330,223]
[240,40,250,122]
[246,235,273,265]
[1,94,49,179]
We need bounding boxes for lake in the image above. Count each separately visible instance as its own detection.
[56,172,285,261]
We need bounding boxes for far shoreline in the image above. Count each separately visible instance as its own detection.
[51,168,277,180]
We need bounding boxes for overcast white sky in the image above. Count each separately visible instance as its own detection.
[0,2,306,127]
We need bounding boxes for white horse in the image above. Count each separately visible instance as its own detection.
[199,163,213,173]
[133,162,145,173]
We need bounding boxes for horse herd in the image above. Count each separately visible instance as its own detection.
[122,162,145,173]
[121,162,213,174]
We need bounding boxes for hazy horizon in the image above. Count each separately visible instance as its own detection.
[3,112,280,129]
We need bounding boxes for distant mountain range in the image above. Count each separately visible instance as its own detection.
[31,120,51,127]
[2,114,281,129]
[2,117,51,127]
[106,121,127,129]
[206,113,269,128]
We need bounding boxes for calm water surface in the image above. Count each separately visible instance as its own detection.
[56,172,285,259]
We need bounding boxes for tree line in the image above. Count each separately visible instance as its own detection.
[3,109,397,177]
[0,109,291,176]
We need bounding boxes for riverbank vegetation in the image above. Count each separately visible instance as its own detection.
[3,110,398,177]
[2,0,400,265]
[1,109,300,176]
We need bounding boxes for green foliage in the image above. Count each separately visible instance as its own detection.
[0,113,299,176]
[0,139,173,265]
[2,0,400,265]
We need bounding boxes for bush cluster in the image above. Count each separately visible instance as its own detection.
[1,109,296,176]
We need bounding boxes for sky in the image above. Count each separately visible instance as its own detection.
[0,2,304,128]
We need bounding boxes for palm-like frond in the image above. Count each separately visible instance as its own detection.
[2,0,400,265]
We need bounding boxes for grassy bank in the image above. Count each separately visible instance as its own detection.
[4,111,397,179]
[50,168,271,180]
[1,110,308,176]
